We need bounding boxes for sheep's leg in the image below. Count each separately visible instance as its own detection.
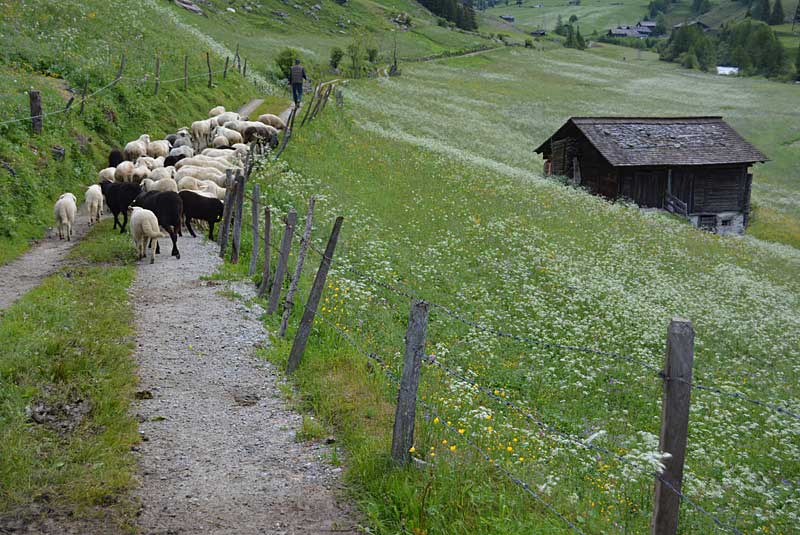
[208,220,215,241]
[120,211,128,234]
[155,240,161,255]
[150,238,156,264]
[112,211,119,230]
[185,216,197,238]
[169,227,180,259]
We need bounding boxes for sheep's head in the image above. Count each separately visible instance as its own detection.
[139,134,151,145]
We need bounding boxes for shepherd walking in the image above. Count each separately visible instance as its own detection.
[290,59,308,108]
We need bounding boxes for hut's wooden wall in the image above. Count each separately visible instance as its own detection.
[672,166,748,214]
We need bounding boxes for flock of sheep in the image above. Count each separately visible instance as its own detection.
[52,105,287,263]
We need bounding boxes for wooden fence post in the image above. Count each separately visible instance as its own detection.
[218,170,236,256]
[230,172,246,264]
[223,56,230,80]
[651,318,694,535]
[279,196,316,337]
[154,54,161,96]
[235,44,241,72]
[286,216,344,374]
[267,209,297,314]
[184,54,189,91]
[274,106,297,159]
[248,184,260,276]
[79,82,88,115]
[391,300,430,465]
[63,96,75,113]
[243,57,248,77]
[206,52,213,88]
[257,207,271,297]
[29,90,42,134]
[113,53,126,85]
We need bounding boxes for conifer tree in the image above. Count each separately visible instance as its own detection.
[769,0,785,25]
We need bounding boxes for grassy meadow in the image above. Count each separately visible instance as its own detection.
[0,220,139,529]
[206,42,800,534]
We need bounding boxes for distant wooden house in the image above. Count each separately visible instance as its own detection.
[534,117,767,235]
[531,29,547,36]
[673,20,711,32]
[500,15,515,22]
[608,25,647,38]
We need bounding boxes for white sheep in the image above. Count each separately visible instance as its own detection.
[211,135,229,148]
[198,180,227,200]
[231,143,250,155]
[169,145,194,159]
[136,156,164,170]
[258,113,286,130]
[175,155,238,173]
[148,166,175,181]
[190,119,215,150]
[98,167,116,183]
[130,206,166,264]
[209,105,226,117]
[146,139,170,158]
[177,176,203,191]
[54,193,77,240]
[132,164,151,183]
[213,111,240,126]
[115,161,135,182]
[212,125,243,145]
[141,178,155,192]
[124,134,150,161]
[200,148,240,162]
[151,178,178,193]
[175,165,226,185]
[85,185,103,225]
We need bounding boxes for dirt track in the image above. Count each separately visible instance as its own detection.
[130,233,358,534]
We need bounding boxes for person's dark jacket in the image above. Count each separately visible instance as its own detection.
[290,64,307,85]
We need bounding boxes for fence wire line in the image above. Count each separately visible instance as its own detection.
[294,227,800,425]
[429,359,743,534]
[314,311,586,535]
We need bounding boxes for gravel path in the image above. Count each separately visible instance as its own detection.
[0,211,94,312]
[238,98,264,119]
[131,234,359,534]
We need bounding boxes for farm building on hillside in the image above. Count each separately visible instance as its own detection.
[534,117,767,235]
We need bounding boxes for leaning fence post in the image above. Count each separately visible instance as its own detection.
[257,207,271,297]
[230,172,246,264]
[29,90,42,134]
[113,53,126,86]
[206,51,213,88]
[218,170,236,256]
[391,300,430,465]
[184,54,189,91]
[286,216,344,374]
[223,56,230,80]
[651,318,694,535]
[79,82,88,115]
[279,196,316,337]
[267,209,297,314]
[154,54,161,96]
[248,184,261,276]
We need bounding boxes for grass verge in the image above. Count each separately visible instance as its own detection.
[0,219,139,531]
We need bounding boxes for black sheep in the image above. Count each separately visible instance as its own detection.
[108,148,124,167]
[165,133,177,146]
[99,181,142,233]
[130,191,183,259]
[163,154,185,168]
[179,190,224,240]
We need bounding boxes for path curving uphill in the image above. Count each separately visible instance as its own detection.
[131,235,358,534]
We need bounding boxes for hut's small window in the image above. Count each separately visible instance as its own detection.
[721,219,732,227]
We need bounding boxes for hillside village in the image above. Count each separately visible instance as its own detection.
[0,0,799,534]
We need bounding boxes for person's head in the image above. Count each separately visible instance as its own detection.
[294,59,301,65]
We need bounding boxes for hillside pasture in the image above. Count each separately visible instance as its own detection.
[237,44,800,534]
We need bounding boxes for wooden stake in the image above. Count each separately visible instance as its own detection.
[218,170,236,257]
[274,106,297,159]
[223,56,230,80]
[651,319,694,535]
[267,209,297,314]
[79,82,88,115]
[184,54,189,91]
[206,52,213,88]
[286,216,344,374]
[243,57,248,77]
[113,53,126,85]
[29,90,42,134]
[257,207,272,298]
[248,184,261,276]
[230,172,246,264]
[391,300,430,464]
[279,196,316,337]
[154,54,161,96]
[63,96,75,113]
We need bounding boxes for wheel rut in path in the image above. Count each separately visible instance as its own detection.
[131,235,358,534]
[0,212,94,312]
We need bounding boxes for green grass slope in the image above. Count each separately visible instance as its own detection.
[161,0,494,79]
[220,44,800,534]
[0,0,260,264]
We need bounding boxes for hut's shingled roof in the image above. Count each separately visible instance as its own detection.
[535,117,767,167]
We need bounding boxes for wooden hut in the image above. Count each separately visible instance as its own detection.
[534,117,767,235]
